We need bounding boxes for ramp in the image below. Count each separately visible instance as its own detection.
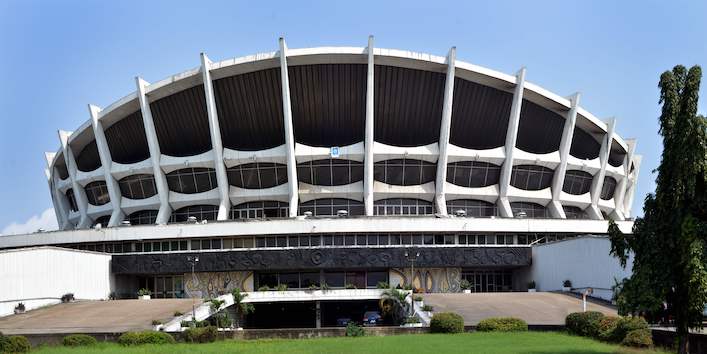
[423,292,617,326]
[0,299,200,335]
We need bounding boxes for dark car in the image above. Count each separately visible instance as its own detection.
[362,311,382,326]
[336,317,352,326]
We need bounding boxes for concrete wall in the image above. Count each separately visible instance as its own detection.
[523,236,633,301]
[0,247,112,316]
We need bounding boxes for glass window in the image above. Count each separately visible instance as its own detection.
[166,168,217,194]
[85,181,110,206]
[345,271,366,289]
[300,272,320,288]
[297,159,364,186]
[169,205,218,223]
[510,202,550,219]
[562,170,593,195]
[227,162,287,189]
[563,206,588,219]
[266,237,276,248]
[66,188,79,212]
[446,199,497,217]
[298,198,364,217]
[276,236,287,247]
[280,273,300,289]
[446,161,501,187]
[118,174,157,199]
[444,234,455,245]
[600,176,617,200]
[258,273,278,289]
[345,235,355,246]
[373,198,434,216]
[367,271,388,288]
[230,201,289,219]
[510,165,554,190]
[324,272,345,288]
[127,210,158,225]
[374,159,436,186]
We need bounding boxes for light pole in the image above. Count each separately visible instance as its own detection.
[187,255,199,324]
[404,250,420,315]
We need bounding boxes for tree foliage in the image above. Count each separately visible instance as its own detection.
[609,65,707,354]
[231,288,254,329]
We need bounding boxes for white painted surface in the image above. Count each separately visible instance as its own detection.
[0,247,112,317]
[524,236,633,301]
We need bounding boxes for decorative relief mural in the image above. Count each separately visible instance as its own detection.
[112,247,530,274]
[390,267,462,293]
[183,271,253,298]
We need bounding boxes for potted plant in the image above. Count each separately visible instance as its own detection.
[460,279,472,294]
[421,304,434,317]
[527,281,536,293]
[562,279,572,292]
[320,282,330,292]
[276,283,288,292]
[345,283,357,290]
[413,295,424,306]
[14,302,25,314]
[61,293,75,303]
[401,315,422,328]
[137,288,152,300]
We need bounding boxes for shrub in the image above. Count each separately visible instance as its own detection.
[137,288,151,297]
[597,316,621,342]
[14,302,25,313]
[118,331,175,346]
[563,279,572,288]
[151,320,162,326]
[257,285,270,291]
[2,335,31,353]
[320,282,330,291]
[613,316,649,343]
[276,284,288,291]
[345,322,364,337]
[621,328,653,348]
[476,317,528,332]
[565,311,605,337]
[345,283,356,289]
[307,284,319,291]
[62,334,97,347]
[183,326,218,343]
[460,279,471,290]
[376,281,389,289]
[430,312,464,333]
[413,295,423,302]
[421,304,434,312]
[174,311,183,317]
[61,293,75,303]
[527,281,536,289]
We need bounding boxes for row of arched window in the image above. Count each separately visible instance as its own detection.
[66,163,619,209]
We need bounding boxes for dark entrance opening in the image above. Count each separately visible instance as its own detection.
[320,300,385,327]
[245,301,316,328]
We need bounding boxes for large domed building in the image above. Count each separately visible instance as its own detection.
[0,38,639,322]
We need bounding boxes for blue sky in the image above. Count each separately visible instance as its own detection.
[0,0,705,233]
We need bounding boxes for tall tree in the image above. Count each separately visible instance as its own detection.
[609,65,707,354]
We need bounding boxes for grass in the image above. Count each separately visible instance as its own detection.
[33,332,671,354]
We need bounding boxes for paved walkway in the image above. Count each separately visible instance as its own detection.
[0,299,201,334]
[423,292,617,326]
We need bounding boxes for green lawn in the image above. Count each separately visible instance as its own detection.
[33,332,670,354]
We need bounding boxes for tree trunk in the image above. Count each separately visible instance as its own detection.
[677,329,689,354]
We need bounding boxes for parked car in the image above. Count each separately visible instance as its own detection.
[362,311,382,326]
[336,317,352,326]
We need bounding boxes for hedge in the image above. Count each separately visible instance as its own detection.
[597,316,621,342]
[476,317,528,332]
[183,326,218,343]
[62,334,98,347]
[430,312,465,333]
[118,331,175,346]
[0,334,31,353]
[565,311,605,337]
[613,316,649,343]
[622,328,653,348]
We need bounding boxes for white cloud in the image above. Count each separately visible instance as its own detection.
[1,208,58,236]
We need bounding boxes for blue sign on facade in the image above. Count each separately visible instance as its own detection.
[330,146,340,158]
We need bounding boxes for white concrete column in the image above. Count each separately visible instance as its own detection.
[278,37,299,217]
[363,35,375,216]
[58,130,91,228]
[434,46,457,216]
[497,67,526,218]
[135,77,172,224]
[88,104,125,227]
[587,118,616,220]
[44,152,69,229]
[623,155,641,217]
[610,139,635,220]
[548,93,580,218]
[200,53,232,221]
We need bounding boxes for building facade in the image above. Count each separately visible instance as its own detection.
[2,38,640,303]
